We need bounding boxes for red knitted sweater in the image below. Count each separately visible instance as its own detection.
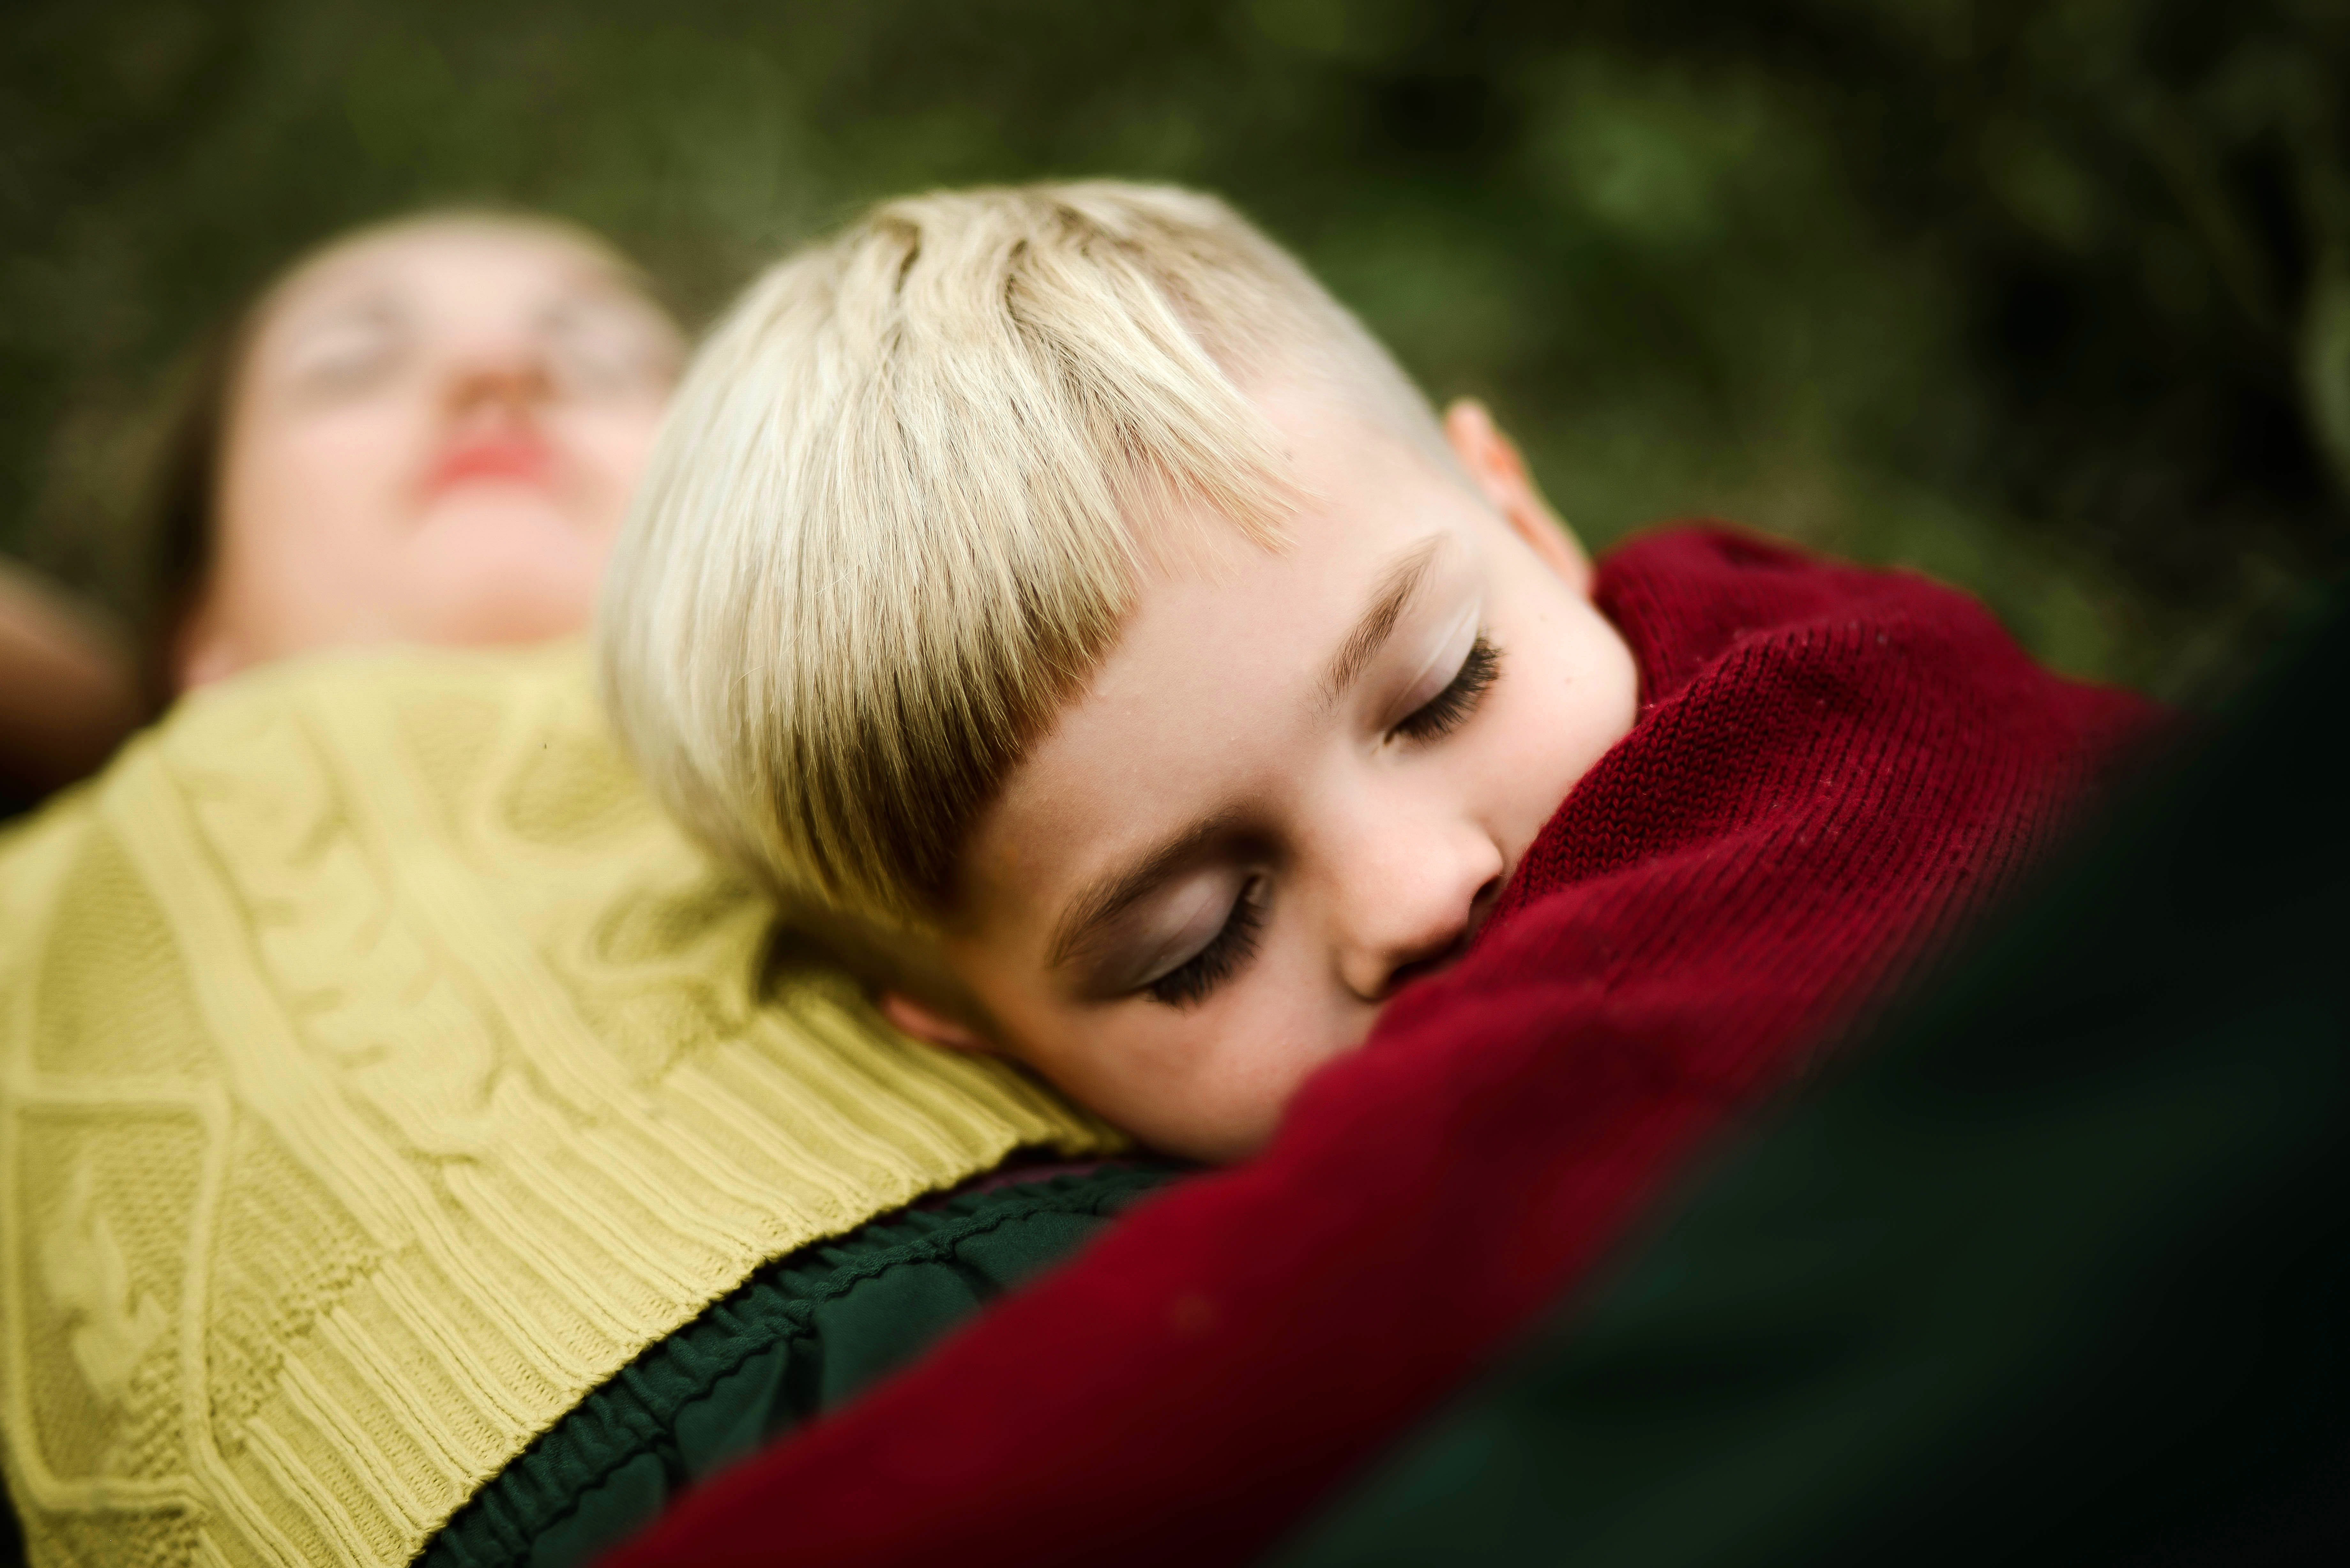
[604,527,2158,1568]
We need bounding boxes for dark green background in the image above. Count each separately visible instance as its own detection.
[5,0,2345,693]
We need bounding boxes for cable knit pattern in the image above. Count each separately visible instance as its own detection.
[0,641,1119,1568]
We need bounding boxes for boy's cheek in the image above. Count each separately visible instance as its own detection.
[1476,692,1614,853]
[991,984,1366,1164]
[1500,607,1639,798]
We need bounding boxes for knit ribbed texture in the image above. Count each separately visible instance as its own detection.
[604,526,2163,1568]
[0,641,1120,1568]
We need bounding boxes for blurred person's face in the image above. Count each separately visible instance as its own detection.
[177,217,682,688]
[881,397,1640,1162]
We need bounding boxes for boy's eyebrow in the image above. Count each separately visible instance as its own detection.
[1050,809,1246,970]
[1320,535,1443,709]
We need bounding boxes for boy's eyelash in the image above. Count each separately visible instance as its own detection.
[1145,880,1267,1009]
[1136,639,1498,1011]
[1392,634,1502,742]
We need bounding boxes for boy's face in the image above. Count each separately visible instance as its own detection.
[891,392,1639,1162]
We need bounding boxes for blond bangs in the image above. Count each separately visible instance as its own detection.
[601,181,1432,932]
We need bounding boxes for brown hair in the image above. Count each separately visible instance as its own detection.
[139,315,254,712]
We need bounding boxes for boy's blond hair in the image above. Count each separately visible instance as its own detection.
[601,181,1442,937]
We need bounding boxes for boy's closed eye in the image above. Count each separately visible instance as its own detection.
[1391,633,1501,744]
[1143,874,1269,1007]
[1140,631,1506,1009]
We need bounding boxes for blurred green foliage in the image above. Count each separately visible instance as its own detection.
[4,0,2344,692]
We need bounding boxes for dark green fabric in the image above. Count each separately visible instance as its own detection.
[419,1161,1183,1568]
[1274,606,2350,1567]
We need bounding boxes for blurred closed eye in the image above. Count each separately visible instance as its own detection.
[280,307,405,401]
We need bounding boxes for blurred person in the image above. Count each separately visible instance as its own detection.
[4,204,686,818]
[153,208,685,694]
[0,206,686,812]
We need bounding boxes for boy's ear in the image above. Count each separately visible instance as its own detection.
[1442,398,1591,597]
[878,991,994,1054]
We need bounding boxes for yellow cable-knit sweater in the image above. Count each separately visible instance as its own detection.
[0,642,1119,1568]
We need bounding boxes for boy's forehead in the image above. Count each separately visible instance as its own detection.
[1118,376,1452,580]
[1250,376,1455,488]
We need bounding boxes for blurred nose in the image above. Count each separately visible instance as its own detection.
[440,331,552,422]
[1331,808,1506,1003]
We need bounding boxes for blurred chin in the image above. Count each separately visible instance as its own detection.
[401,495,612,646]
[413,580,595,646]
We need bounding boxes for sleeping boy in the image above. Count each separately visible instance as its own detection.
[599,181,2150,1165]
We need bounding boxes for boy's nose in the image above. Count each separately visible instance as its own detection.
[1335,833,1506,1003]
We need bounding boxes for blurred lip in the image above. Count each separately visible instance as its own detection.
[425,432,555,496]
